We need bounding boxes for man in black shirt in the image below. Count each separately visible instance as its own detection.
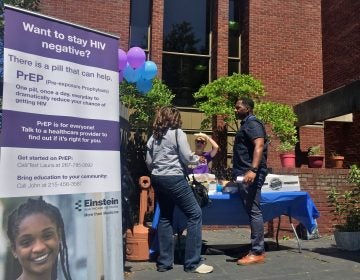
[232,97,268,265]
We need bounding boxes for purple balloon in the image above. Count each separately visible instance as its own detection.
[118,49,127,71]
[127,47,146,69]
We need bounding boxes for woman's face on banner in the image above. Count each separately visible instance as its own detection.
[12,213,60,278]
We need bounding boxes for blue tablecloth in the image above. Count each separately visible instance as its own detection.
[151,191,320,252]
[201,191,320,232]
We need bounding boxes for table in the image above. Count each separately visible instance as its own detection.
[150,191,320,255]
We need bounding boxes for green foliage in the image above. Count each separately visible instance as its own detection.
[277,141,296,153]
[228,21,239,30]
[330,150,342,157]
[1,0,41,29]
[194,74,298,151]
[194,73,265,130]
[308,145,322,156]
[4,0,40,10]
[328,165,360,232]
[119,78,175,135]
[255,101,298,152]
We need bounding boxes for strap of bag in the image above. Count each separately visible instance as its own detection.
[175,129,191,181]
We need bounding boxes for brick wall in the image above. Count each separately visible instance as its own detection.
[248,0,323,105]
[211,1,229,169]
[40,0,129,49]
[322,1,360,165]
[268,168,351,238]
[150,0,164,79]
[322,0,360,91]
[245,0,324,169]
[212,0,228,80]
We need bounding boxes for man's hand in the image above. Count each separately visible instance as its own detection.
[244,170,256,184]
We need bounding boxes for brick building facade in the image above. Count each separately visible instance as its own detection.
[39,0,328,167]
[37,0,359,236]
[322,0,360,167]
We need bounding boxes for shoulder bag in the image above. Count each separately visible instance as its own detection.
[175,129,210,208]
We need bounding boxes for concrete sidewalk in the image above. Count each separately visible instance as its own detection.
[125,227,360,280]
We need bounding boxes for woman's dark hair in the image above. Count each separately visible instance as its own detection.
[7,197,72,280]
[152,106,182,140]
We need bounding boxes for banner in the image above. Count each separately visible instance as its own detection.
[0,6,123,280]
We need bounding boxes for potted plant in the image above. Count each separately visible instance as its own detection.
[327,165,360,251]
[255,102,298,168]
[307,145,324,168]
[330,151,345,169]
[277,139,297,168]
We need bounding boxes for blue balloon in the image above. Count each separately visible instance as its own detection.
[137,63,145,79]
[123,64,141,83]
[142,61,158,80]
[136,78,153,94]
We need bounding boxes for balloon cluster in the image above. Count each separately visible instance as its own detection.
[118,47,158,94]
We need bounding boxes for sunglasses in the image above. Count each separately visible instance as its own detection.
[195,140,206,144]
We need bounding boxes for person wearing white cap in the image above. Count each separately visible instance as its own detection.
[190,132,219,174]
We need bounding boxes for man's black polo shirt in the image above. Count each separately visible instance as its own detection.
[232,114,268,177]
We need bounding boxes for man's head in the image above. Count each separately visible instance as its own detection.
[234,97,254,120]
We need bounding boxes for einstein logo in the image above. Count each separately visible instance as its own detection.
[269,178,282,190]
[75,200,82,212]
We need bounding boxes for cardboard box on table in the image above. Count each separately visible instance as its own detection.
[261,174,300,192]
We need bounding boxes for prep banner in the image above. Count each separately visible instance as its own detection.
[0,6,123,280]
[0,7,121,197]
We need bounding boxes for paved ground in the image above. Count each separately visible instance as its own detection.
[125,227,360,280]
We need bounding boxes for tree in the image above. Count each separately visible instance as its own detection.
[255,101,298,152]
[194,73,266,131]
[163,21,200,53]
[119,79,175,204]
[194,73,298,165]
[1,0,41,29]
[119,78,175,136]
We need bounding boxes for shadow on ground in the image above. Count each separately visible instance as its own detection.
[309,246,360,263]
[169,235,295,264]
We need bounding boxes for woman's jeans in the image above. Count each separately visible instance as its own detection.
[237,170,267,254]
[151,175,202,271]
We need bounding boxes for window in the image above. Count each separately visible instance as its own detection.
[130,0,151,50]
[228,0,241,75]
[163,54,209,106]
[163,0,211,107]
